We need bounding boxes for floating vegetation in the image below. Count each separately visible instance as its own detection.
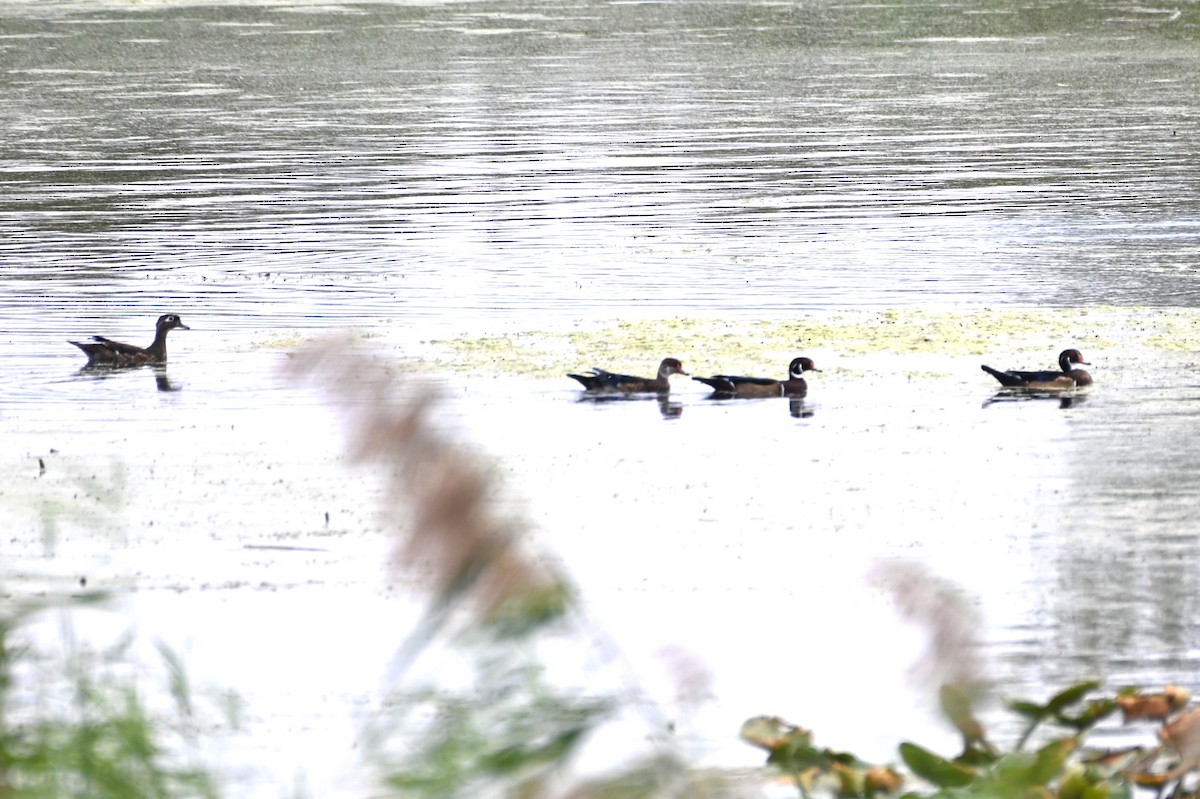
[409,306,1200,380]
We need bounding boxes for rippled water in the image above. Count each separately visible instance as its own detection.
[4,0,1200,794]
[5,0,1200,332]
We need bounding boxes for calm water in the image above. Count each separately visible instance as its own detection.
[4,0,1200,794]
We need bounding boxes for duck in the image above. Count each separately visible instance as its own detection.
[69,314,190,366]
[693,357,821,398]
[980,349,1091,389]
[567,358,688,393]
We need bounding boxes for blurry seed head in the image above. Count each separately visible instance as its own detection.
[288,337,563,624]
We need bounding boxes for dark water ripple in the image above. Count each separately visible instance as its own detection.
[3,0,1199,328]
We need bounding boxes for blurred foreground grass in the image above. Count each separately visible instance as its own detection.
[0,593,230,799]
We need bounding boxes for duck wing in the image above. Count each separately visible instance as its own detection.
[568,367,647,391]
[69,339,111,359]
[721,375,777,387]
[982,365,1075,388]
[692,375,735,392]
[89,336,146,357]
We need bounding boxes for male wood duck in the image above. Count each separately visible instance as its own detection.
[568,358,687,393]
[693,357,821,398]
[69,314,190,366]
[981,348,1091,389]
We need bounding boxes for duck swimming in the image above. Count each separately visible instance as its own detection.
[981,349,1091,389]
[69,314,190,366]
[693,357,820,398]
[567,358,688,393]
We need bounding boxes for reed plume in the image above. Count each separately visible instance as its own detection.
[287,338,565,663]
[870,560,994,755]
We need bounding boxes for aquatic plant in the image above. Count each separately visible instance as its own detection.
[742,562,1200,799]
[0,592,228,799]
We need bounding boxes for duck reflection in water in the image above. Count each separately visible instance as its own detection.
[76,362,182,392]
[152,366,182,392]
[659,394,682,418]
[982,391,1087,410]
[789,398,815,418]
[573,391,682,419]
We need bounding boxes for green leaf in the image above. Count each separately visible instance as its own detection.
[988,738,1075,792]
[767,733,829,773]
[899,742,976,788]
[1058,770,1091,799]
[1081,784,1115,799]
[1031,738,1075,784]
[1058,699,1118,730]
[993,751,1039,788]
[1010,700,1050,721]
[1045,682,1102,715]
[958,743,1000,767]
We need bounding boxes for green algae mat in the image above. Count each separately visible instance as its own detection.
[406,307,1200,380]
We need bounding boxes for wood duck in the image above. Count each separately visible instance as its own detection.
[568,358,687,393]
[693,357,820,398]
[69,314,190,366]
[981,349,1091,389]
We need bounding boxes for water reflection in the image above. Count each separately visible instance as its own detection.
[659,395,682,420]
[981,391,1089,410]
[789,398,814,419]
[573,392,681,420]
[697,392,816,419]
[153,367,182,393]
[75,363,182,393]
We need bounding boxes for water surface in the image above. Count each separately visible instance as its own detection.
[3,0,1200,793]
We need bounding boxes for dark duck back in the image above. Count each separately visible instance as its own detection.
[69,314,190,366]
[568,358,687,393]
[981,349,1090,389]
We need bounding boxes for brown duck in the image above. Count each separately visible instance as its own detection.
[568,358,688,393]
[693,357,821,398]
[69,314,190,366]
[981,349,1091,389]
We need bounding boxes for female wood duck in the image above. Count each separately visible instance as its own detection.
[568,358,688,393]
[981,348,1091,389]
[69,314,190,366]
[693,356,820,398]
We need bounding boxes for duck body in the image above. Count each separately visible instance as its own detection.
[693,357,820,398]
[69,314,190,366]
[981,349,1091,389]
[568,358,687,393]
